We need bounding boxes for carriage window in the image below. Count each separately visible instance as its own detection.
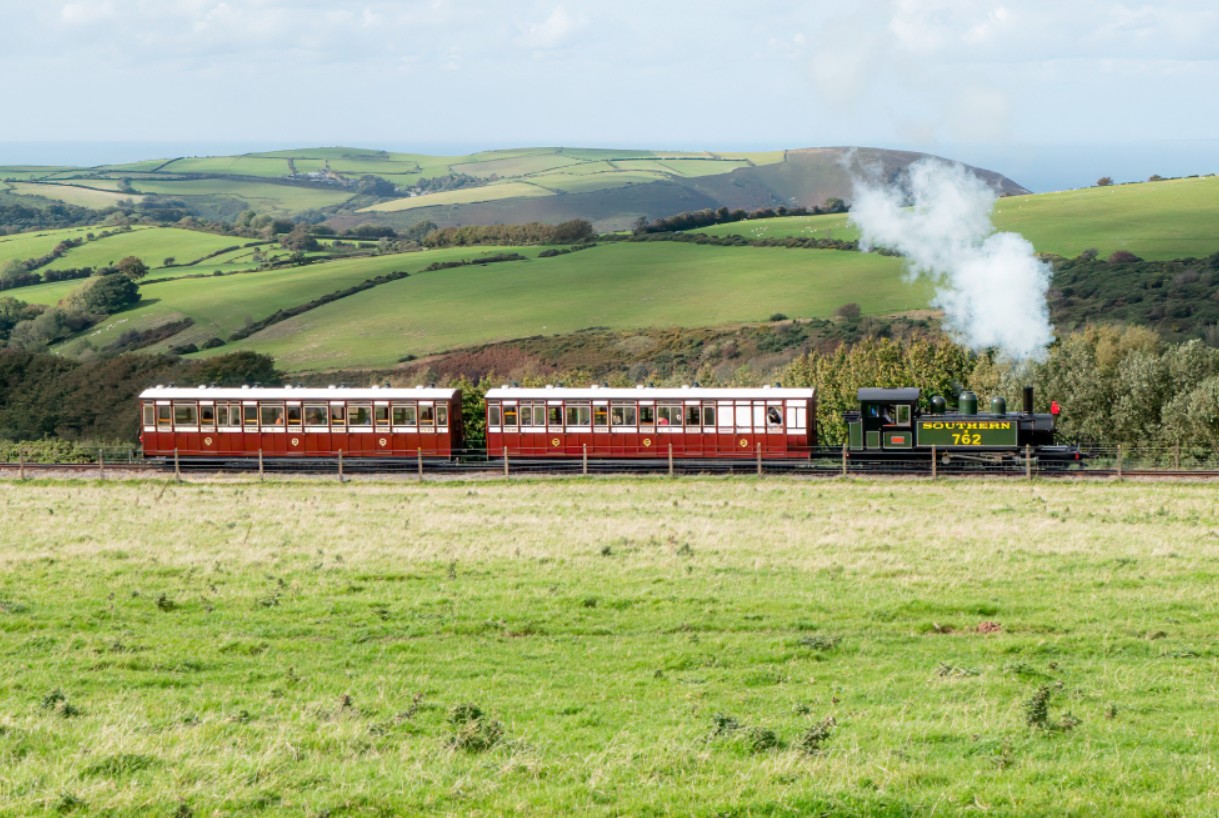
[685,405,701,427]
[611,403,637,426]
[393,403,417,426]
[375,405,389,426]
[437,405,448,426]
[520,403,535,426]
[488,404,501,426]
[174,403,197,426]
[565,403,591,426]
[142,404,155,427]
[244,405,259,427]
[703,404,716,426]
[420,405,435,426]
[157,405,172,428]
[548,405,562,426]
[639,405,655,425]
[767,406,783,428]
[287,405,303,426]
[200,405,215,426]
[349,404,372,426]
[216,404,230,427]
[261,404,285,427]
[305,404,328,426]
[501,405,517,427]
[657,404,683,426]
[594,405,609,426]
[329,404,346,427]
[895,404,911,426]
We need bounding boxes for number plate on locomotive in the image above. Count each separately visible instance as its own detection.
[916,419,1018,448]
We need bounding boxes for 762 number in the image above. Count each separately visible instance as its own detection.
[951,432,983,445]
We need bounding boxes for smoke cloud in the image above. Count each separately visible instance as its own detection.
[848,158,1054,362]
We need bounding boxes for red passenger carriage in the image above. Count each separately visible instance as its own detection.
[484,386,816,459]
[139,385,463,459]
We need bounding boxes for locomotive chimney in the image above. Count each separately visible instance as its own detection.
[1023,385,1034,414]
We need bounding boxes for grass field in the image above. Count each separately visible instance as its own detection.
[693,177,1219,260]
[223,243,917,371]
[53,246,545,353]
[5,182,144,208]
[38,227,255,274]
[129,179,355,212]
[0,477,1213,817]
[362,181,555,213]
[0,226,102,267]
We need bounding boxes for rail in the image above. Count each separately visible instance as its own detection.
[2,443,1219,479]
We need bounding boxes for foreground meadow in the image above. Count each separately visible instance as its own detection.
[0,477,1215,817]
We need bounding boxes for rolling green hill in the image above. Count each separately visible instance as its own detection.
[694,176,1219,261]
[2,145,1027,232]
[3,163,1217,376]
[41,243,915,371]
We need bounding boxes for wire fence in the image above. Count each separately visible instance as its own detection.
[3,443,1219,479]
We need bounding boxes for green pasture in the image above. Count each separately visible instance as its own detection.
[695,214,857,241]
[97,159,175,173]
[5,182,142,208]
[128,179,354,212]
[991,176,1219,259]
[0,226,102,267]
[536,171,669,193]
[717,150,787,165]
[452,154,586,178]
[693,177,1219,260]
[225,243,916,371]
[41,228,255,274]
[613,158,750,177]
[362,181,553,213]
[156,156,293,177]
[0,478,1213,817]
[59,247,542,354]
[0,166,77,180]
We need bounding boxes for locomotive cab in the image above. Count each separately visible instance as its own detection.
[845,388,920,452]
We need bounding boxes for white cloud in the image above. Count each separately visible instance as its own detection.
[517,5,584,49]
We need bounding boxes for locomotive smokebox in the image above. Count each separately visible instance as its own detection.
[1023,385,1034,414]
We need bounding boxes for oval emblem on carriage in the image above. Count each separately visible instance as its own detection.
[642,438,652,448]
[290,437,300,447]
[379,437,388,447]
[551,437,560,447]
[203,437,213,446]
[739,438,749,448]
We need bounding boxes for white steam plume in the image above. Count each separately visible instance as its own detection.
[848,158,1054,362]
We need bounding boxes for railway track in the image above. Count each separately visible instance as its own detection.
[1,460,1218,479]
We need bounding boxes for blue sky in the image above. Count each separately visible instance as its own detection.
[3,1,1217,189]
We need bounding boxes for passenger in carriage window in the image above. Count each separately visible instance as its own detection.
[767,407,782,427]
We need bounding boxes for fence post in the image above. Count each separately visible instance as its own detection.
[98,449,105,480]
[1025,444,1032,480]
[841,442,848,477]
[582,444,588,476]
[668,443,674,477]
[1116,445,1123,479]
[931,445,937,480]
[756,442,762,477]
[18,452,25,481]
[1174,441,1180,470]
[417,447,423,481]
[174,448,181,482]
[258,449,264,481]
[503,447,509,478]
[338,449,344,483]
